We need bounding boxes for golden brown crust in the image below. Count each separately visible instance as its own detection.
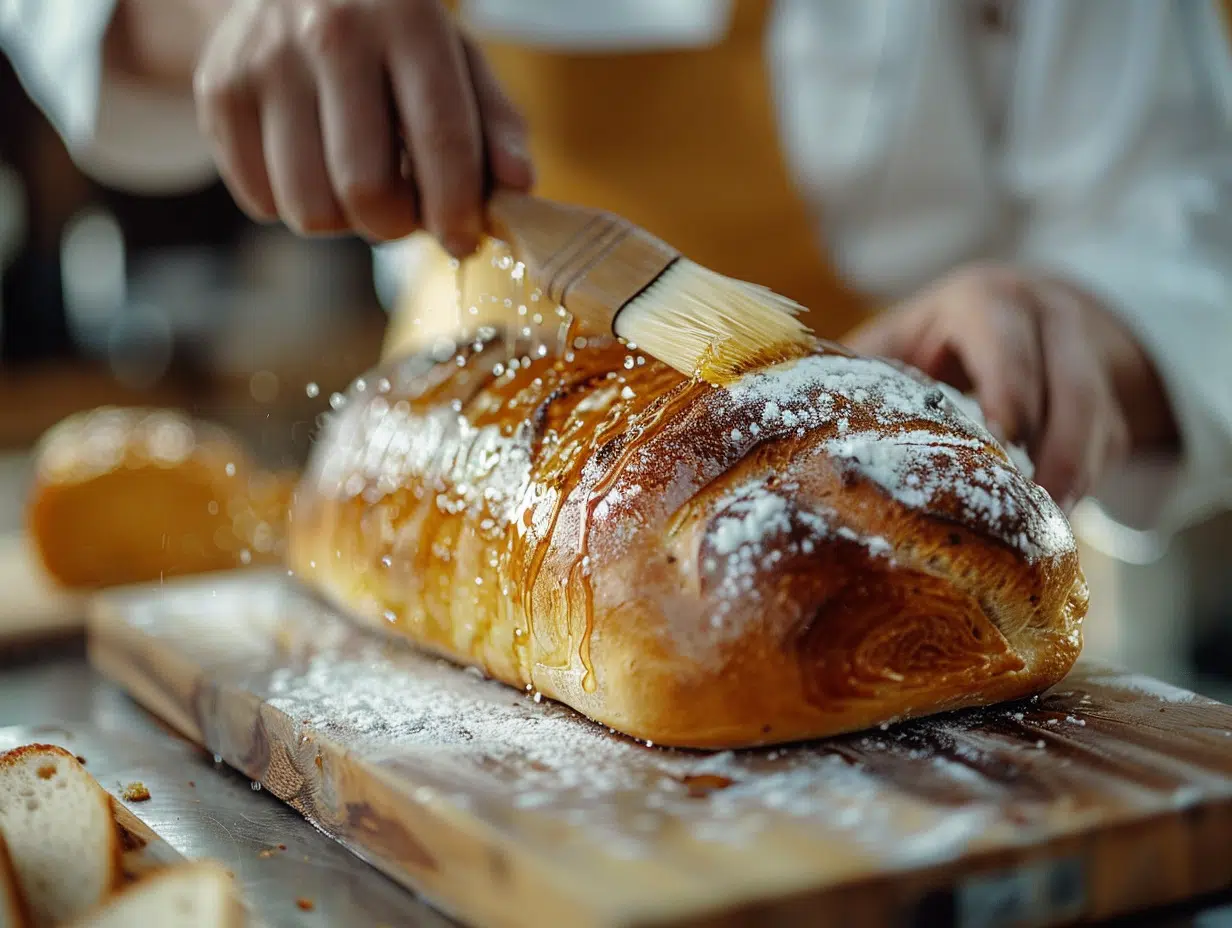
[0,743,125,914]
[27,408,292,590]
[290,330,1086,749]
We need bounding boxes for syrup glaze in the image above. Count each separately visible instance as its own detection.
[304,329,694,689]
[290,240,1082,745]
[297,324,1081,720]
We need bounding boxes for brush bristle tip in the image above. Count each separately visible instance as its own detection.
[615,260,814,384]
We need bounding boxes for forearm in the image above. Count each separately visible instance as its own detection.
[104,0,229,88]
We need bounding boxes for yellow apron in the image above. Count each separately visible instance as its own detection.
[385,0,868,360]
[391,0,1232,361]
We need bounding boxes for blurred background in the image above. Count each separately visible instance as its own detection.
[0,8,1230,698]
[0,49,386,511]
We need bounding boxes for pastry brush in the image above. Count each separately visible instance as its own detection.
[486,190,815,383]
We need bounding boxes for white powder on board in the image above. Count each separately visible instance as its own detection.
[128,576,1226,876]
[1090,672,1200,704]
[254,591,1007,862]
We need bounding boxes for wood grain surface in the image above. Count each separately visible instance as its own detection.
[88,570,1232,928]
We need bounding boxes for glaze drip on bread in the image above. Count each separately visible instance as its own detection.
[290,330,1086,749]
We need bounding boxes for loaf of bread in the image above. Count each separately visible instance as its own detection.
[28,408,291,589]
[289,326,1088,748]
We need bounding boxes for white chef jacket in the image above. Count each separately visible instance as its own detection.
[2,0,1231,541]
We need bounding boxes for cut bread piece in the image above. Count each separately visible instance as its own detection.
[0,745,121,927]
[68,863,244,928]
[0,830,27,928]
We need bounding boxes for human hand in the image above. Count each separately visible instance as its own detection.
[193,0,532,252]
[845,264,1178,511]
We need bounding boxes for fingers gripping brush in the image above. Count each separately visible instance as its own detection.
[485,190,817,383]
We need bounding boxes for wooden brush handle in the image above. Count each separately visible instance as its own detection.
[487,190,680,335]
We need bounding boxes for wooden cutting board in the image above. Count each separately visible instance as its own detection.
[87,570,1232,928]
[0,533,83,651]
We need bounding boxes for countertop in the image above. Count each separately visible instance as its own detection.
[0,641,453,928]
[1,643,1231,928]
[2,446,1231,927]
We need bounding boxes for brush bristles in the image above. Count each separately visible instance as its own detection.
[612,259,816,383]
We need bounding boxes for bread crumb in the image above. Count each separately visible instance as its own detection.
[681,773,734,799]
[296,898,315,911]
[75,755,87,765]
[36,764,56,780]
[121,782,151,802]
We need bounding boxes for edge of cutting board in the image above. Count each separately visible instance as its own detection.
[86,571,1232,928]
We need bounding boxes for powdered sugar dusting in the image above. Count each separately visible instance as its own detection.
[824,430,986,510]
[702,477,896,631]
[314,398,535,534]
[703,479,815,631]
[718,354,1072,561]
[821,429,1060,557]
[710,483,792,556]
[724,354,974,436]
[935,383,1036,481]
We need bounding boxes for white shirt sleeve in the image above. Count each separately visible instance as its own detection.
[0,0,216,194]
[1009,0,1232,536]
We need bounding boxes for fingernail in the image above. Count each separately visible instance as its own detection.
[500,130,530,163]
[505,141,528,165]
[498,134,535,187]
[443,239,471,259]
[444,230,480,259]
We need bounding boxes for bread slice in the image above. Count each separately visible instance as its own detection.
[0,745,121,926]
[68,863,243,928]
[0,830,27,928]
